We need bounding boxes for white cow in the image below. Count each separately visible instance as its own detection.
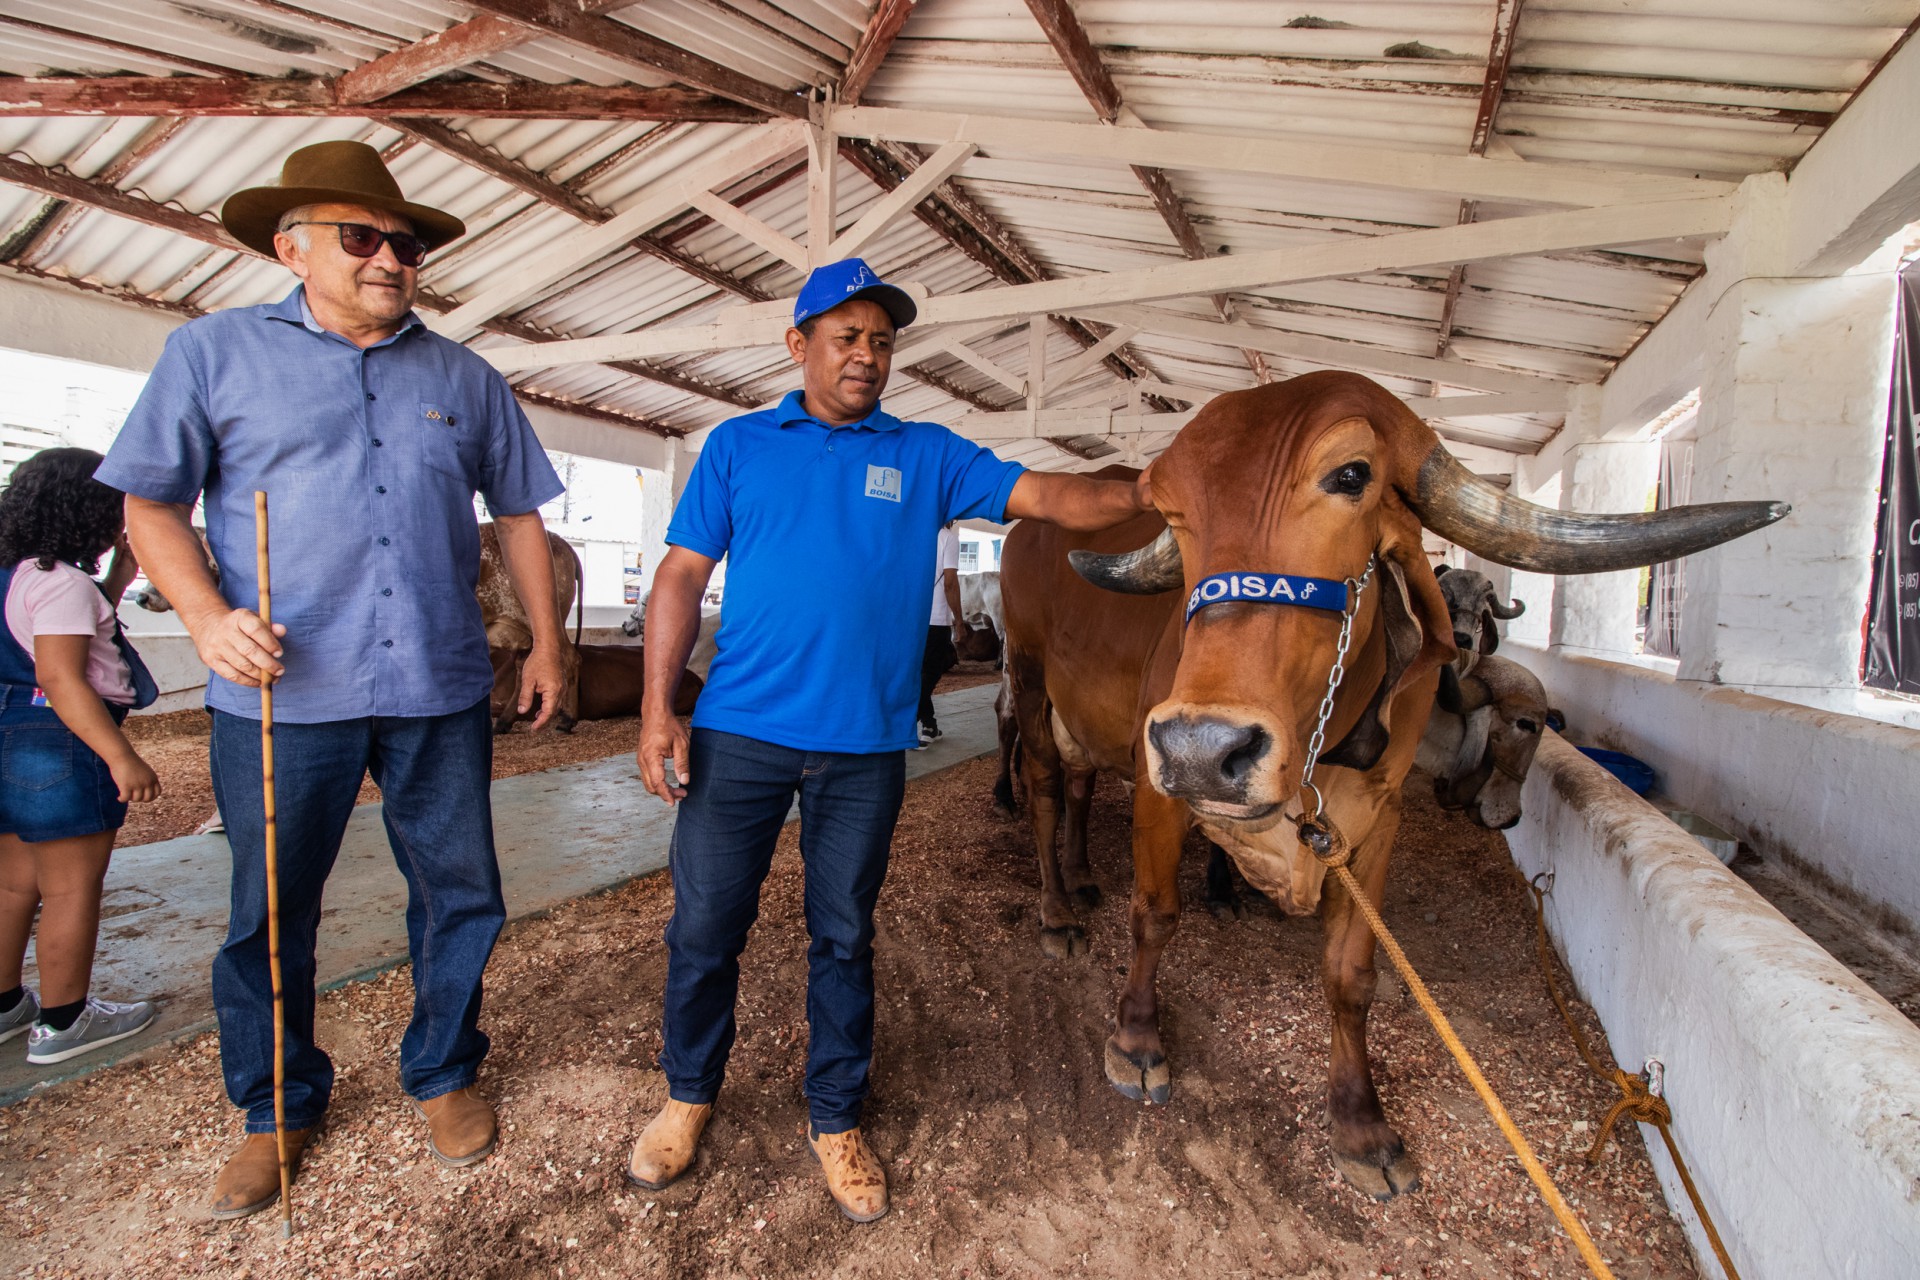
[621,592,723,682]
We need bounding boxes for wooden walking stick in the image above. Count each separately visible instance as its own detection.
[255,491,294,1238]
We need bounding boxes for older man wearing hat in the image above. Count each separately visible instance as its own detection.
[98,141,570,1217]
[627,258,1153,1222]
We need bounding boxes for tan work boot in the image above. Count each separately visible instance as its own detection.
[411,1086,498,1168]
[625,1098,713,1190]
[209,1126,317,1220]
[808,1126,888,1223]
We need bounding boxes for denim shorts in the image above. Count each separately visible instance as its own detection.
[0,690,128,843]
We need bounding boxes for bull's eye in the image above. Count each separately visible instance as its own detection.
[1515,718,1539,734]
[1323,461,1372,496]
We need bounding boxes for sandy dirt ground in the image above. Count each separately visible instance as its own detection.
[2,747,1696,1279]
[116,663,1006,849]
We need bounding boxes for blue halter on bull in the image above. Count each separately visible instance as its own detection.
[997,369,1785,1201]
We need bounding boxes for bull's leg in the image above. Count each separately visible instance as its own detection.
[1010,664,1083,958]
[1059,766,1101,907]
[1320,824,1422,1201]
[1203,841,1243,920]
[1104,783,1186,1105]
[991,681,1021,815]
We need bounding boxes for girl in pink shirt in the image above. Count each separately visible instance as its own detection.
[0,447,159,1064]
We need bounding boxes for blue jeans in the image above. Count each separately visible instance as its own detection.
[662,729,905,1134]
[209,698,503,1133]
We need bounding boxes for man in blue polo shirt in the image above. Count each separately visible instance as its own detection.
[626,258,1151,1222]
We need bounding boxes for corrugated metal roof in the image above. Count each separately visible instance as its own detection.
[0,0,1914,466]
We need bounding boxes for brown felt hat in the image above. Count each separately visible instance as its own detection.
[221,140,466,259]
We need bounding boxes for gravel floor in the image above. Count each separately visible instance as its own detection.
[1,746,1697,1279]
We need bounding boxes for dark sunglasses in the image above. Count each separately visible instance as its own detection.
[285,221,430,268]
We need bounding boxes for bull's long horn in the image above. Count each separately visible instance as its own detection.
[1489,596,1526,620]
[1407,443,1789,574]
[1069,526,1183,594]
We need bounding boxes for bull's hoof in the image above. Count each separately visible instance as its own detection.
[1071,882,1104,909]
[1039,925,1087,959]
[991,779,1017,814]
[1104,1038,1172,1105]
[492,721,515,736]
[1332,1148,1422,1202]
[555,714,577,735]
[1206,891,1245,921]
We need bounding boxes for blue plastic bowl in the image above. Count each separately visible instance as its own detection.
[1576,747,1656,795]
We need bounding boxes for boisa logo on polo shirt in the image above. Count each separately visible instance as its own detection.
[865,464,903,503]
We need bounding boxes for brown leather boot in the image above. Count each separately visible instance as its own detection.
[209,1127,316,1221]
[809,1126,888,1223]
[411,1087,498,1168]
[624,1098,713,1190]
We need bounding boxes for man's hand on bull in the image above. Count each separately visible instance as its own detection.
[517,643,565,732]
[637,708,691,806]
[187,606,287,688]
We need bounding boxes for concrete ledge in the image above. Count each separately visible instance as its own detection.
[1508,733,1920,1280]
[1510,643,1920,936]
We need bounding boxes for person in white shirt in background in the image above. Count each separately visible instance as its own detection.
[914,522,972,747]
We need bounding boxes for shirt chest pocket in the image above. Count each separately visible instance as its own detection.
[416,401,482,484]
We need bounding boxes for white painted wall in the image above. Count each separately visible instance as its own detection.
[1507,734,1920,1280]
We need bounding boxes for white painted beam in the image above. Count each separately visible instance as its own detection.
[1399,389,1570,418]
[940,337,1026,396]
[479,194,1733,374]
[433,122,806,338]
[1047,324,1139,389]
[829,105,1736,208]
[1072,305,1570,396]
[0,269,182,372]
[687,186,811,271]
[824,139,975,264]
[805,117,836,267]
[955,407,1200,440]
[1787,28,1920,273]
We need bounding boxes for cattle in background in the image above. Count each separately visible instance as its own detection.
[494,609,720,734]
[959,571,1006,667]
[1418,655,1552,830]
[478,522,583,731]
[1000,371,1784,1200]
[128,528,217,612]
[1432,565,1525,675]
[491,642,701,729]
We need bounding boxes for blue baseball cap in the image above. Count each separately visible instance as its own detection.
[792,257,917,331]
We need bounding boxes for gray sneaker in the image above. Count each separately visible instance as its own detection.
[26,997,157,1065]
[0,989,38,1044]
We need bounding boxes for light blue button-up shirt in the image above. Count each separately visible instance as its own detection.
[98,286,564,723]
[668,390,1025,753]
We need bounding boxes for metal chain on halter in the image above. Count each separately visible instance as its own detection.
[1294,555,1376,864]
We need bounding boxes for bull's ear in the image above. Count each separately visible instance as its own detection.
[1480,607,1501,655]
[1322,561,1426,771]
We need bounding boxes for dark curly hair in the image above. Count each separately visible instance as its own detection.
[0,447,125,575]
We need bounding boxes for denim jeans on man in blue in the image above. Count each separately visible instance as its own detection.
[662,729,905,1135]
[208,698,503,1133]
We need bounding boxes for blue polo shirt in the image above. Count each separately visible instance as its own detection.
[97,286,564,723]
[668,391,1024,752]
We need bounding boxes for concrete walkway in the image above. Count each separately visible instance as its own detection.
[3,684,1002,1106]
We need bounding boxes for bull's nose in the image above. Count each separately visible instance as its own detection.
[1453,630,1475,651]
[1148,715,1271,803]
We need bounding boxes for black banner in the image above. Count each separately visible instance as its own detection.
[1864,263,1920,693]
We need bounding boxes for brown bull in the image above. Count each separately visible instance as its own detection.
[1001,371,1785,1200]
[491,642,701,729]
[478,521,584,730]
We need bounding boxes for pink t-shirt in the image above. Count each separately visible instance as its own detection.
[5,559,135,705]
